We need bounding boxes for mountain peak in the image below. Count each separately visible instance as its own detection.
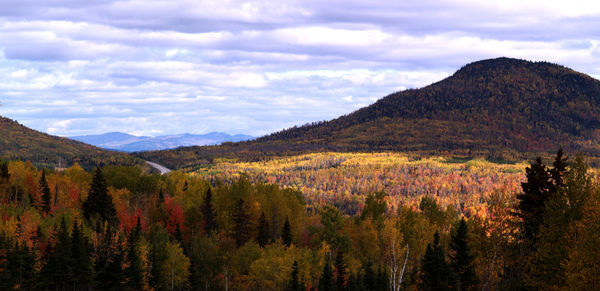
[139,58,600,169]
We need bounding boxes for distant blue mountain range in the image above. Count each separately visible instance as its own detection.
[70,132,254,152]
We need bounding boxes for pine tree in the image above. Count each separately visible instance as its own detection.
[363,261,376,290]
[449,219,476,291]
[0,161,9,180]
[282,216,292,247]
[201,188,217,236]
[39,169,51,214]
[233,198,250,247]
[319,259,334,291]
[376,267,388,291]
[550,148,568,189]
[96,241,125,291]
[335,250,347,291]
[71,220,93,290]
[10,242,36,290]
[38,217,74,290]
[125,217,144,290]
[516,157,554,243]
[257,212,270,247]
[420,231,449,291]
[82,167,117,227]
[288,260,302,291]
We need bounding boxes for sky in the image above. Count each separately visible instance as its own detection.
[1,0,600,137]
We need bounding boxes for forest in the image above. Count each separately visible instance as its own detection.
[0,149,599,290]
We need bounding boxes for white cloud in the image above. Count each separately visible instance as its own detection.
[0,0,600,137]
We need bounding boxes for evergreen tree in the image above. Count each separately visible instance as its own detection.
[82,167,117,227]
[363,261,376,290]
[449,219,476,291]
[282,216,292,247]
[0,161,9,180]
[149,225,170,290]
[335,250,347,291]
[201,188,217,236]
[550,148,568,189]
[39,169,51,214]
[38,218,74,290]
[9,242,36,290]
[288,260,302,291]
[528,155,590,289]
[257,212,270,247]
[376,267,388,291]
[420,232,449,291]
[516,157,554,243]
[71,220,93,290]
[125,217,144,290]
[319,259,334,291]
[233,198,250,247]
[96,241,125,291]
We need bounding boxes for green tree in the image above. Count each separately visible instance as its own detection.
[516,157,553,244]
[287,260,302,291]
[38,217,74,290]
[335,250,347,291]
[529,155,590,289]
[257,212,270,247]
[449,219,476,291]
[125,217,144,290]
[319,259,334,291]
[39,169,51,214]
[71,220,93,290]
[83,167,117,227]
[361,191,387,224]
[233,198,251,247]
[149,224,170,290]
[420,232,449,291]
[202,188,217,236]
[282,217,292,247]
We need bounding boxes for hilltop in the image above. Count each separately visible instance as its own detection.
[140,57,600,169]
[0,117,141,169]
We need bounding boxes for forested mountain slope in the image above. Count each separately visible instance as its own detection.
[138,57,600,169]
[0,117,141,169]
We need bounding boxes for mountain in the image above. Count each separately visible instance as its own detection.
[0,117,141,169]
[70,132,254,152]
[138,57,600,170]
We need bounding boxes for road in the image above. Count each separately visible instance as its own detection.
[145,160,172,175]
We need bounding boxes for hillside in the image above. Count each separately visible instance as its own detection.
[71,131,254,152]
[0,117,141,169]
[138,57,600,169]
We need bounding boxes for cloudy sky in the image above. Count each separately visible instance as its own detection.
[1,0,600,137]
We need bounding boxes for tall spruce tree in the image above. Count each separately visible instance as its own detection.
[82,167,117,227]
[233,198,250,247]
[71,220,93,290]
[282,217,292,247]
[38,218,74,290]
[125,217,144,290]
[0,161,9,180]
[449,219,476,291]
[363,261,376,290]
[39,169,51,214]
[420,231,449,291]
[319,259,334,291]
[257,212,270,247]
[288,260,302,291]
[335,250,347,291]
[517,150,568,245]
[201,188,217,236]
